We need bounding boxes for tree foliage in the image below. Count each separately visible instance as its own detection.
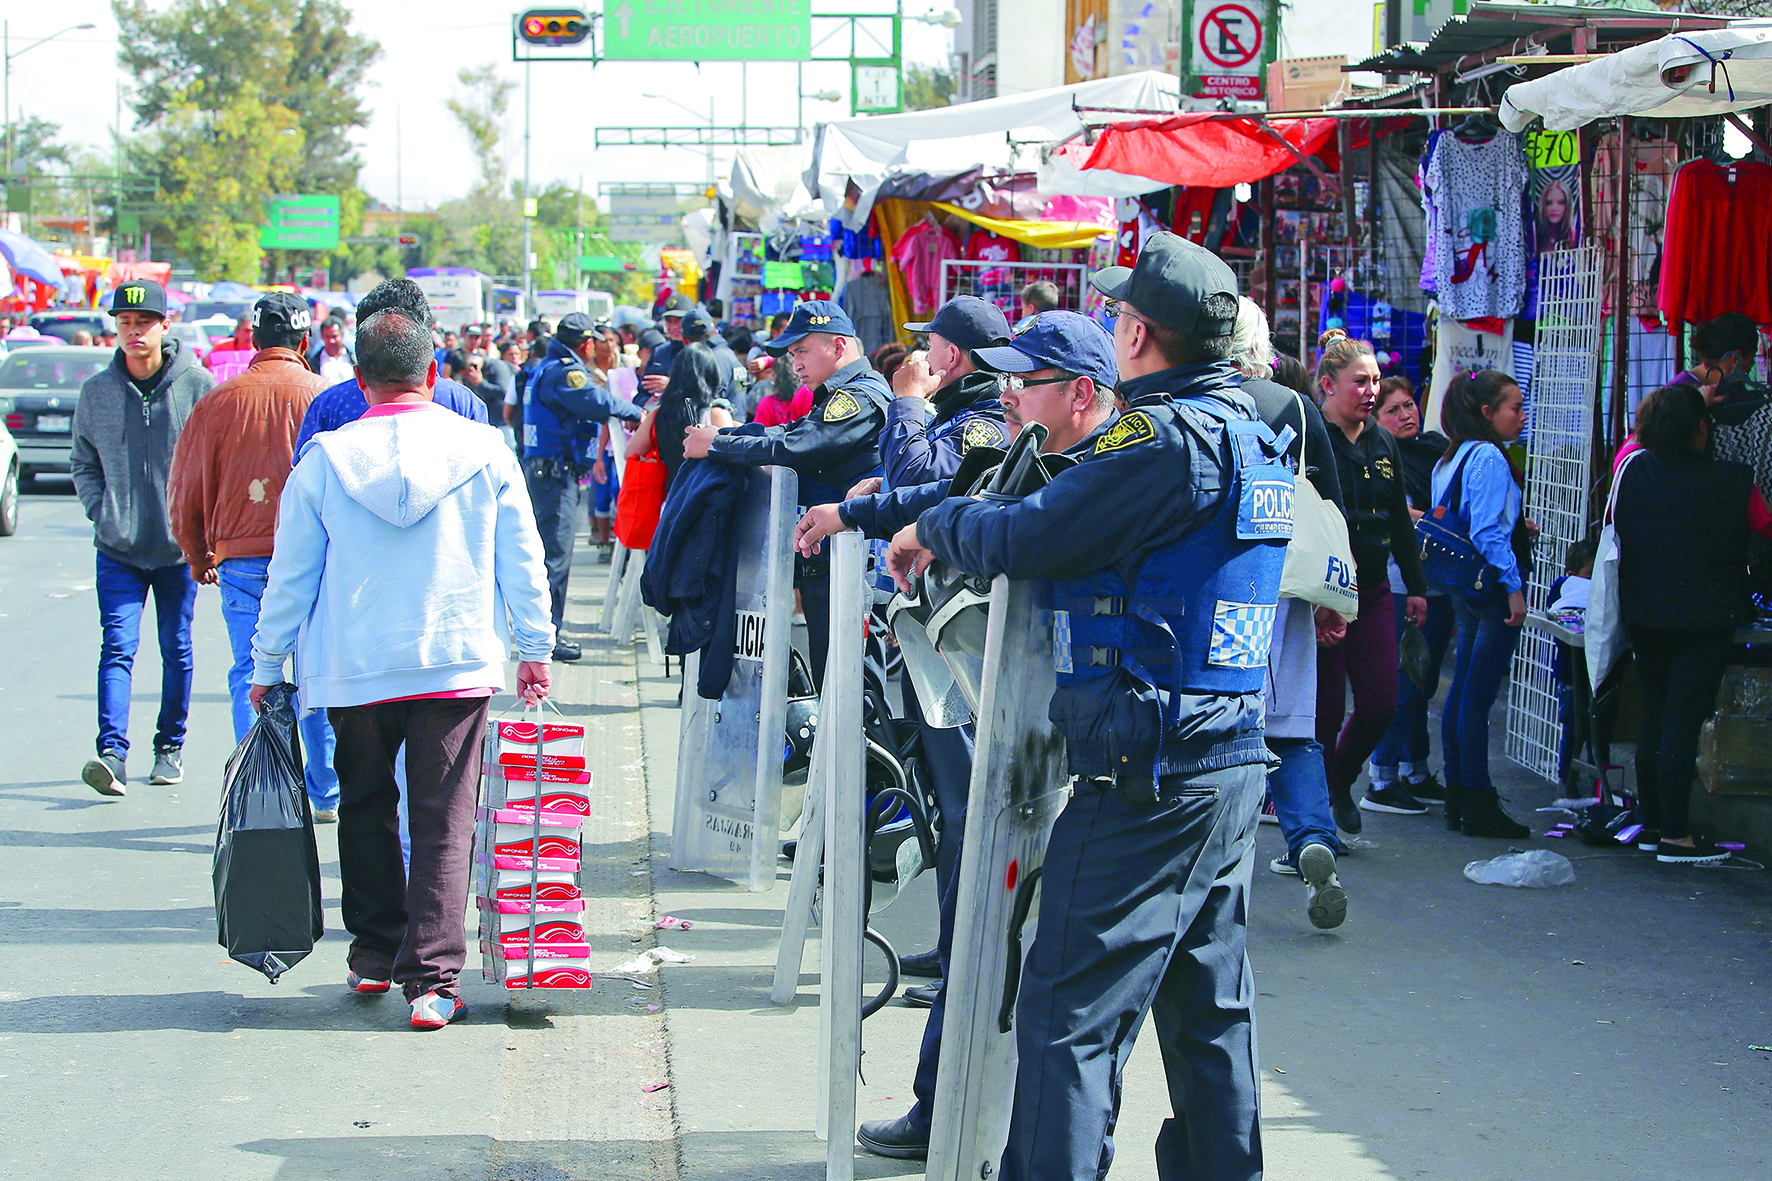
[112,0,380,279]
[903,64,957,111]
[444,66,517,197]
[6,117,73,175]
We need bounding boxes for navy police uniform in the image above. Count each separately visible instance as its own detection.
[522,314,643,641]
[881,296,1013,491]
[914,236,1291,1181]
[704,300,888,687]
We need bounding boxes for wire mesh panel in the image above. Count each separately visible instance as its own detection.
[1506,245,1602,781]
[938,259,1087,322]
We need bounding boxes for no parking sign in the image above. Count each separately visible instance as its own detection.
[1184,0,1278,101]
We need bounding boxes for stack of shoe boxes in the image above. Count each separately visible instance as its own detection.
[476,718,594,989]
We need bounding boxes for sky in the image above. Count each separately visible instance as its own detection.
[8,0,1380,212]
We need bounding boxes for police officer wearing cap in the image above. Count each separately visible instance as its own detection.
[523,311,643,661]
[679,308,742,408]
[795,310,1122,1163]
[641,293,696,399]
[682,299,889,688]
[884,233,1290,1181]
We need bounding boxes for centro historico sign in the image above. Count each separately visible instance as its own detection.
[602,0,811,60]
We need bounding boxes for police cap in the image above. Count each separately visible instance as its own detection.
[659,293,695,318]
[555,311,612,349]
[1088,231,1238,337]
[903,295,1009,352]
[108,280,167,318]
[636,327,666,351]
[971,311,1118,391]
[766,299,856,354]
[680,308,717,342]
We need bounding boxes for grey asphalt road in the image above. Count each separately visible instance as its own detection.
[2,484,1768,1181]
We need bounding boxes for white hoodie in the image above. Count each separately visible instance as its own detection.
[251,402,555,709]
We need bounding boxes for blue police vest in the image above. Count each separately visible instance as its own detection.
[522,354,574,460]
[1052,398,1294,703]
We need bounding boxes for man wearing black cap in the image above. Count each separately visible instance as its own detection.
[681,298,890,686]
[69,280,217,795]
[523,311,644,660]
[872,295,1010,492]
[884,233,1289,1181]
[680,307,742,406]
[641,293,695,398]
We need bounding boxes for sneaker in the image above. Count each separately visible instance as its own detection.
[347,971,391,994]
[1405,772,1447,802]
[1636,829,1662,852]
[410,991,466,1029]
[1330,786,1363,834]
[1297,842,1348,930]
[148,747,183,786]
[1268,853,1300,877]
[312,808,339,824]
[1360,782,1429,815]
[82,749,126,797]
[1257,793,1279,825]
[1656,838,1732,865]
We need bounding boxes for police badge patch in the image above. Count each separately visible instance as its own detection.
[1094,410,1156,454]
[823,391,861,422]
[566,369,588,389]
[962,417,1004,453]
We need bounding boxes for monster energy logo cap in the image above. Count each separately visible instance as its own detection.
[107,280,168,318]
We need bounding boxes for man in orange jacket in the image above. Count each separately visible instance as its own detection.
[167,292,339,818]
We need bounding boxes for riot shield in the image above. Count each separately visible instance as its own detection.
[600,423,632,630]
[669,464,798,892]
[924,574,1070,1181]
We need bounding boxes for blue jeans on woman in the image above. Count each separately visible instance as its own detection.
[216,556,340,812]
[94,552,198,756]
[1267,736,1341,859]
[1442,593,1522,794]
[1371,594,1455,782]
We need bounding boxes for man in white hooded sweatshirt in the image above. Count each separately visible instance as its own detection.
[249,308,555,1030]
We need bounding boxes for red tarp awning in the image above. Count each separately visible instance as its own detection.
[109,260,174,287]
[1076,114,1340,187]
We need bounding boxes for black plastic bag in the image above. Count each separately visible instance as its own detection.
[213,683,324,983]
[1400,621,1434,693]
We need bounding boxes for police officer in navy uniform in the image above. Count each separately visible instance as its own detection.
[681,299,889,688]
[523,311,643,661]
[640,292,694,402]
[884,233,1290,1181]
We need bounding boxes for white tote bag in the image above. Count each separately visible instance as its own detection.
[1585,449,1643,689]
[1278,393,1361,621]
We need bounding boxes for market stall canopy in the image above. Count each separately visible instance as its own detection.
[931,201,1111,248]
[1061,114,1339,188]
[730,145,822,226]
[1352,1,1725,74]
[811,71,1180,227]
[110,260,173,287]
[0,229,65,285]
[1500,21,1772,130]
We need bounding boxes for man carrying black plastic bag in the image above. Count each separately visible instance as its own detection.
[214,682,324,983]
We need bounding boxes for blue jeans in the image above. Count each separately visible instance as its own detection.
[216,557,340,811]
[95,551,197,756]
[1266,736,1341,860]
[1442,594,1522,794]
[1371,594,1455,781]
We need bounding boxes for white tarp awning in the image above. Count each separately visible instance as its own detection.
[1500,20,1772,131]
[811,72,1180,226]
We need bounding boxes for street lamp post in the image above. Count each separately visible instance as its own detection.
[4,22,97,177]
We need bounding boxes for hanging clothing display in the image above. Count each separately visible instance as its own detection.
[1417,130,1446,296]
[1422,131,1530,319]
[964,229,1022,312]
[1657,157,1772,332]
[1592,133,1681,321]
[888,217,961,313]
[838,270,895,354]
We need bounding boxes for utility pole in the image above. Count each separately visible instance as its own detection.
[522,57,534,306]
[575,171,583,293]
[395,103,402,245]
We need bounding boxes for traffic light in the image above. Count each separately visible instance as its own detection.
[397,235,420,246]
[518,8,589,45]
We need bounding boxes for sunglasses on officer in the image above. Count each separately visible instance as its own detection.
[994,371,1078,394]
[1101,298,1157,331]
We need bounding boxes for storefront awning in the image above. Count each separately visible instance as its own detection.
[930,202,1111,249]
[1499,20,1772,130]
[1351,1,1718,74]
[1068,115,1339,188]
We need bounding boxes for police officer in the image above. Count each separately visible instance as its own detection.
[523,311,643,661]
[884,234,1288,1181]
[866,295,1010,495]
[681,299,889,688]
[794,311,1121,1163]
[679,308,742,409]
[640,292,694,400]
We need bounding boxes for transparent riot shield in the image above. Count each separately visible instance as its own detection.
[925,575,1070,1181]
[670,464,798,892]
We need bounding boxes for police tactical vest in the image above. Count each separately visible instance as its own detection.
[797,374,892,508]
[522,354,577,460]
[1053,397,1295,704]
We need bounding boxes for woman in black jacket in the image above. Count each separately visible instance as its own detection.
[632,342,735,488]
[1614,384,1751,864]
[1314,330,1429,832]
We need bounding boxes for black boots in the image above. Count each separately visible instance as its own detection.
[1444,783,1463,832]
[1460,791,1529,839]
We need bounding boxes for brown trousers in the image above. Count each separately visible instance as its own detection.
[329,696,488,1001]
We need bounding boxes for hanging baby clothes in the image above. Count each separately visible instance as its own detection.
[1423,131,1530,319]
[1657,158,1772,333]
[889,217,961,314]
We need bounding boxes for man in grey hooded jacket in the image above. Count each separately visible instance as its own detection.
[69,280,215,795]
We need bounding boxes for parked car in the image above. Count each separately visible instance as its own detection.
[0,417,18,536]
[182,300,252,324]
[0,347,113,483]
[28,311,109,345]
[166,321,214,360]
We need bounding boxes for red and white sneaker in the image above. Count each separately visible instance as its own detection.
[346,971,391,994]
[1257,793,1279,825]
[410,991,467,1030]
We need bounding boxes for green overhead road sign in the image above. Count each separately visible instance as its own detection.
[260,194,341,251]
[579,255,632,272]
[603,0,811,60]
